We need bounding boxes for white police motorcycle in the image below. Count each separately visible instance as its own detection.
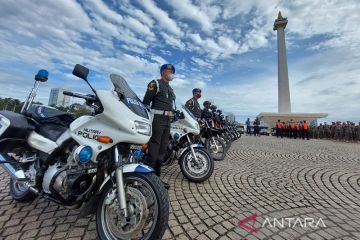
[0,64,169,240]
[162,105,214,183]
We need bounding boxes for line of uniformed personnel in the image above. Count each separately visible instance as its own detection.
[142,63,231,189]
[310,122,360,142]
[275,119,310,140]
[275,119,360,142]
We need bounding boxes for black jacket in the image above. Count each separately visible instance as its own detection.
[143,79,175,111]
[185,97,201,118]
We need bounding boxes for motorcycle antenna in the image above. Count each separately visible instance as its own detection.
[21,69,48,114]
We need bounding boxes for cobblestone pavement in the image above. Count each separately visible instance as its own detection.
[1,136,360,240]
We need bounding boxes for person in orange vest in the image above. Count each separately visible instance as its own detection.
[290,119,296,139]
[303,120,310,140]
[276,119,283,138]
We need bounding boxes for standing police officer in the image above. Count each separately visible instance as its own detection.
[185,88,202,119]
[143,64,176,189]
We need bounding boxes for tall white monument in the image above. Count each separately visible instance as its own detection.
[257,11,327,126]
[274,11,291,113]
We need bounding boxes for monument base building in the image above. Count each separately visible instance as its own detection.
[257,112,328,128]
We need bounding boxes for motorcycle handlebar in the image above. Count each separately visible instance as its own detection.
[63,91,97,102]
[63,91,74,96]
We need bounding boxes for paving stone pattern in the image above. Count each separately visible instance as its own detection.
[0,136,359,239]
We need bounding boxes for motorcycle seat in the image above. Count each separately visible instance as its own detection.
[25,106,75,142]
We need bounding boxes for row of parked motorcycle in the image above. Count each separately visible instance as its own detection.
[0,64,241,239]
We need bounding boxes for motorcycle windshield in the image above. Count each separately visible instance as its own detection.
[110,74,149,119]
[182,104,196,120]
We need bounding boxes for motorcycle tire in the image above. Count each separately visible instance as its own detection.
[180,148,214,183]
[97,173,169,240]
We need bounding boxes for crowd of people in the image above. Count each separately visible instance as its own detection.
[275,119,311,140]
[244,117,360,143]
[309,122,360,142]
[275,120,360,142]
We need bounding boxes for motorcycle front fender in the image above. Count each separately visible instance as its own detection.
[178,144,205,161]
[79,163,154,218]
[98,163,154,192]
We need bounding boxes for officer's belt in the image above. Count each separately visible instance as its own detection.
[152,109,174,116]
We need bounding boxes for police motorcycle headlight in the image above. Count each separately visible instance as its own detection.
[173,133,180,141]
[134,121,151,136]
[74,146,93,163]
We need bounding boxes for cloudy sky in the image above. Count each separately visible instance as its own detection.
[0,0,359,122]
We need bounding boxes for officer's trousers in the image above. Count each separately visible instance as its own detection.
[291,128,297,139]
[246,126,251,135]
[148,114,171,176]
[303,129,309,140]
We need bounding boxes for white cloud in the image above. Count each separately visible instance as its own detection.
[191,57,213,68]
[150,55,168,65]
[188,33,241,59]
[83,0,123,24]
[166,0,216,32]
[0,0,359,122]
[159,32,186,50]
[137,0,183,37]
[122,16,155,39]
[119,4,155,28]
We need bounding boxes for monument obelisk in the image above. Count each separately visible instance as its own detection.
[274,11,291,114]
[257,11,327,127]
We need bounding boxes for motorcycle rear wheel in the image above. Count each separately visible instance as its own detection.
[9,179,37,202]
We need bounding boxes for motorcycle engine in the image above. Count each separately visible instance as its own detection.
[42,146,98,204]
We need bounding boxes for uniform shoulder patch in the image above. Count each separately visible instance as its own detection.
[148,81,156,91]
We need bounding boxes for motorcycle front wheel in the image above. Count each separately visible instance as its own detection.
[180,148,214,183]
[96,173,169,240]
[205,138,226,161]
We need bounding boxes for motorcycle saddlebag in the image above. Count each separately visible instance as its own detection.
[0,111,34,153]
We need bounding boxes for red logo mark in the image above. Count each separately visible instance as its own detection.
[238,213,258,233]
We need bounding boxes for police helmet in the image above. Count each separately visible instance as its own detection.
[203,100,211,107]
[160,64,175,74]
[192,88,201,94]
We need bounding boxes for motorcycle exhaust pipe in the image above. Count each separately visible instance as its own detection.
[0,154,27,180]
[0,154,39,195]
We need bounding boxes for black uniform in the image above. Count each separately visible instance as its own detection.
[143,79,175,176]
[201,108,212,119]
[185,97,201,118]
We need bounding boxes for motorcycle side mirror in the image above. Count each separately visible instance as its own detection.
[35,69,49,82]
[72,64,89,80]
